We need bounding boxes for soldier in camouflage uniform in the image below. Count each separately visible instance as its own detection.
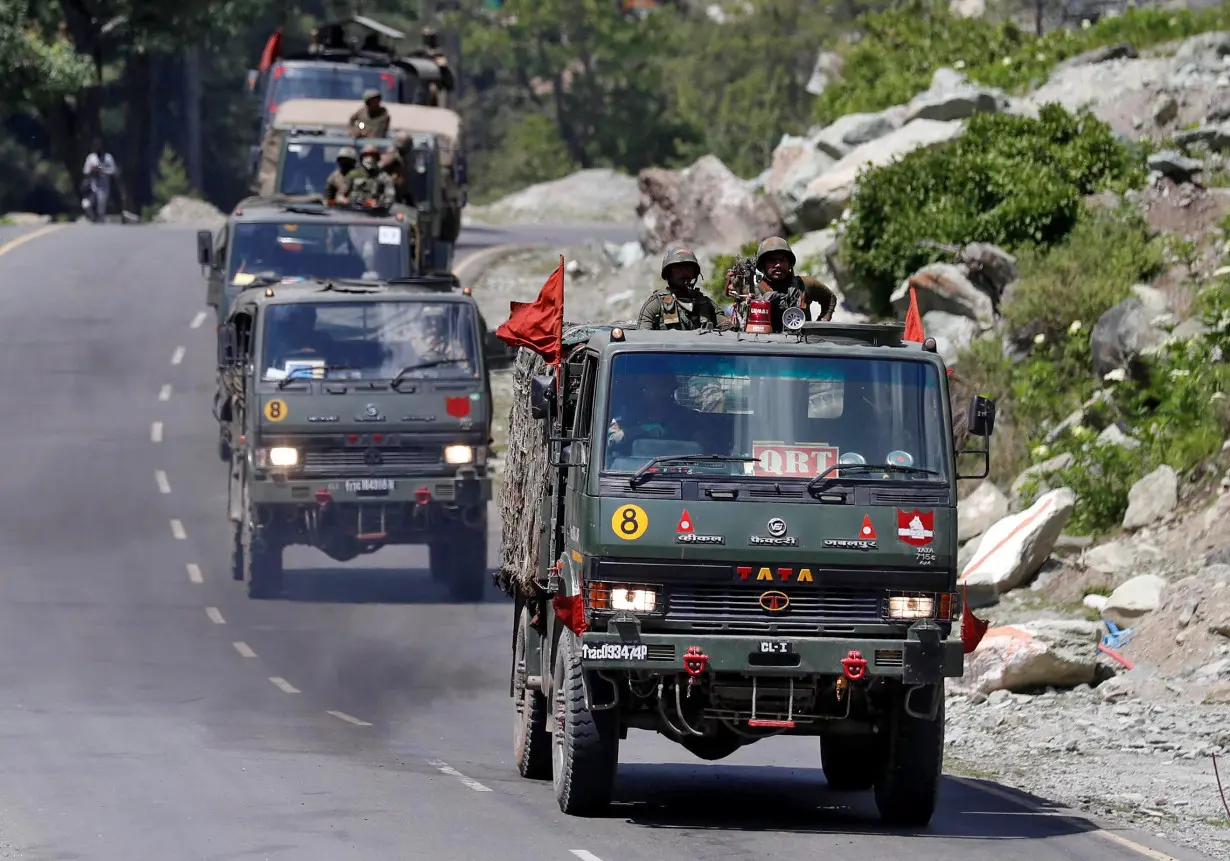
[324,146,357,204]
[343,143,397,208]
[349,89,391,139]
[379,134,412,205]
[637,246,732,331]
[727,236,838,331]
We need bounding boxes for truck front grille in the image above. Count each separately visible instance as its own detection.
[665,585,881,633]
[300,447,443,476]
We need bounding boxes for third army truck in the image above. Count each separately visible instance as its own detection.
[499,320,996,822]
[217,275,512,600]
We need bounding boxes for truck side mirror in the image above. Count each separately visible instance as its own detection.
[217,325,238,366]
[246,70,259,92]
[484,331,514,370]
[967,395,996,437]
[530,374,556,420]
[197,229,213,267]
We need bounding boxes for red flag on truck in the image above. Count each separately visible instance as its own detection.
[496,257,565,365]
[258,29,283,73]
[904,282,925,343]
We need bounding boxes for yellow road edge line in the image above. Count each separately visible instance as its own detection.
[0,224,63,258]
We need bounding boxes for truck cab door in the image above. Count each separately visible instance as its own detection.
[207,223,229,312]
[562,356,598,553]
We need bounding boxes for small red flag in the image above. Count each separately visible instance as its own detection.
[904,282,925,343]
[258,30,283,73]
[496,257,565,365]
[960,584,990,654]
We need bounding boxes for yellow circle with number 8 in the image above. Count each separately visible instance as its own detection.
[264,399,288,422]
[610,504,648,540]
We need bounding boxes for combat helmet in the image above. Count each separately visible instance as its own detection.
[755,236,796,271]
[660,245,702,281]
[359,142,381,158]
[336,146,357,162]
[362,88,382,103]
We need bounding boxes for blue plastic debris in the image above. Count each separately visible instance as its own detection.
[1101,618,1134,649]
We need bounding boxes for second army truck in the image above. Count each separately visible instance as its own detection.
[217,275,512,600]
[499,320,996,822]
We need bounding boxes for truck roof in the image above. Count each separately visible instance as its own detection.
[273,98,460,142]
[227,275,473,319]
[229,194,412,225]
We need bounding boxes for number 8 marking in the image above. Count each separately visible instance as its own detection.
[610,504,647,540]
[264,399,287,422]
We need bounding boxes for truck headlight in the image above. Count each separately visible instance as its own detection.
[887,595,934,620]
[268,446,299,467]
[611,587,657,613]
[444,444,473,464]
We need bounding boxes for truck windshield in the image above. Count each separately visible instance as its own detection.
[601,352,949,482]
[228,222,406,285]
[260,300,480,381]
[268,66,399,116]
[279,140,390,196]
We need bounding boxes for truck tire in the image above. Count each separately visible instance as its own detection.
[440,208,461,242]
[513,607,551,780]
[230,520,244,581]
[243,509,284,600]
[446,516,488,603]
[873,686,945,826]
[820,735,877,791]
[551,631,619,815]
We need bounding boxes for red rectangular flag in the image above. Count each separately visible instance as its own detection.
[904,282,925,343]
[495,256,565,365]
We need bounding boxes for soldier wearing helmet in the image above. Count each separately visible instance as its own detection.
[343,142,396,208]
[726,236,838,330]
[324,146,358,204]
[349,89,390,138]
[379,132,412,205]
[637,246,732,331]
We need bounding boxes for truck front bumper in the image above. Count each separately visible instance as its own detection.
[248,470,490,508]
[579,627,961,685]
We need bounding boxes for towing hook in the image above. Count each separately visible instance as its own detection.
[682,646,708,677]
[841,649,867,681]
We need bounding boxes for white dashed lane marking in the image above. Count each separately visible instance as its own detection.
[232,641,256,658]
[190,311,207,329]
[158,384,172,401]
[170,519,185,539]
[570,853,604,861]
[327,710,372,727]
[429,760,492,792]
[171,346,185,365]
[186,563,202,584]
[150,421,162,442]
[269,677,300,694]
[205,607,225,624]
[155,470,170,494]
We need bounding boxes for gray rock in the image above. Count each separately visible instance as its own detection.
[1097,423,1140,449]
[1172,32,1230,73]
[812,110,902,159]
[1104,574,1169,628]
[1130,284,1170,317]
[1173,123,1230,152]
[1146,150,1204,182]
[1054,42,1138,73]
[959,481,1009,541]
[923,310,980,352]
[805,50,843,97]
[1098,673,1137,702]
[1152,93,1180,127]
[962,242,1018,298]
[891,263,994,324]
[1091,297,1168,378]
[1083,540,1137,576]
[1123,465,1179,531]
[965,618,1102,694]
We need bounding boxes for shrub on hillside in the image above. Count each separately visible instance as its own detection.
[840,105,1144,314]
[815,1,1230,124]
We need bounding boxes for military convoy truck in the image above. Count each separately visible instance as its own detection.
[252,98,467,268]
[216,274,512,600]
[499,320,996,822]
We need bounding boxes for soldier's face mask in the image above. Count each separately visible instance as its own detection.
[361,157,378,170]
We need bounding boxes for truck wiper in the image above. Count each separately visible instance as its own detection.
[275,364,354,389]
[806,463,939,493]
[391,357,469,387]
[629,455,758,489]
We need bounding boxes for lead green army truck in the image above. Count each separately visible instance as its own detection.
[217,275,513,600]
[499,320,996,822]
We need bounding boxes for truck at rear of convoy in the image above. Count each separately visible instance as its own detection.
[498,320,996,822]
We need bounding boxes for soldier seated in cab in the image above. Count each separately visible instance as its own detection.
[324,146,357,204]
[637,247,732,331]
[343,143,397,208]
[726,236,839,331]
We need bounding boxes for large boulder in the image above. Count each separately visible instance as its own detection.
[1103,573,1168,628]
[772,150,838,227]
[812,109,905,160]
[963,620,1102,694]
[1172,31,1230,73]
[1090,296,1168,378]
[764,134,814,202]
[784,119,966,232]
[957,480,1008,541]
[902,67,1009,124]
[636,155,783,255]
[960,488,1076,606]
[1122,464,1179,530]
[890,263,994,325]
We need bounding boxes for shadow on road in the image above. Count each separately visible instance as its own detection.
[274,566,511,606]
[605,764,1099,841]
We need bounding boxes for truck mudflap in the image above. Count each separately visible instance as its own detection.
[577,631,961,683]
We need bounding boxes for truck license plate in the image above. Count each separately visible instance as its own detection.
[345,479,395,493]
[759,640,793,654]
[582,643,648,661]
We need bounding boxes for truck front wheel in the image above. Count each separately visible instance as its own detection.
[551,631,619,815]
[873,684,945,826]
[513,607,551,780]
[243,507,284,600]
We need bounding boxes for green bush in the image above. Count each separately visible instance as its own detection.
[815,1,1230,125]
[1002,207,1165,342]
[840,105,1144,314]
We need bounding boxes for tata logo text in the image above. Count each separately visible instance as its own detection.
[759,591,790,612]
[737,566,815,582]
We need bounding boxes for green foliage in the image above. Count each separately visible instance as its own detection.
[152,144,193,204]
[815,0,1230,124]
[0,0,94,107]
[1003,207,1165,342]
[840,105,1145,313]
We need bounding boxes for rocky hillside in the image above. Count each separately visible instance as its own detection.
[473,20,1230,855]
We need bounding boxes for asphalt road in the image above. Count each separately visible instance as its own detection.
[0,221,1216,861]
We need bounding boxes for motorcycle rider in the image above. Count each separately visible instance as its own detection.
[725,236,838,330]
[637,246,731,331]
[81,139,118,222]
